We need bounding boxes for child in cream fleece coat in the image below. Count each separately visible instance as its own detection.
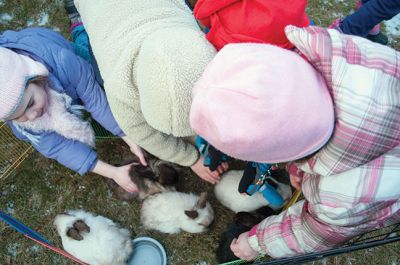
[74,0,223,183]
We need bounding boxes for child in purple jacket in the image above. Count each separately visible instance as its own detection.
[330,0,400,45]
[0,27,145,192]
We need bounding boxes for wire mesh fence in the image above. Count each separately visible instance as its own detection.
[254,222,400,265]
[0,122,34,181]
[0,119,117,181]
[220,217,400,265]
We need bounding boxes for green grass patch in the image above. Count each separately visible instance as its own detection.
[0,0,399,264]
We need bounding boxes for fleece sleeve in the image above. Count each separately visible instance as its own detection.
[8,122,98,175]
[107,96,199,167]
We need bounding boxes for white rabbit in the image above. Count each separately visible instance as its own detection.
[214,170,292,213]
[141,191,214,234]
[53,210,133,265]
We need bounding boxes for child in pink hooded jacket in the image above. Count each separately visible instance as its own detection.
[190,26,400,259]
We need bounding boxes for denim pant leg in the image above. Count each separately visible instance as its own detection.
[340,0,400,37]
[71,24,104,86]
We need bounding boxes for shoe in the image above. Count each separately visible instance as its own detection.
[64,0,78,15]
[366,32,389,45]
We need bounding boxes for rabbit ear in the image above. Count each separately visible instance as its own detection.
[73,220,90,233]
[185,210,199,219]
[66,227,84,241]
[130,165,158,191]
[157,163,179,186]
[145,181,166,196]
[196,192,208,209]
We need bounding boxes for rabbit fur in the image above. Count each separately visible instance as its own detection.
[214,170,292,212]
[108,154,181,201]
[53,209,132,265]
[141,191,214,234]
[216,207,279,263]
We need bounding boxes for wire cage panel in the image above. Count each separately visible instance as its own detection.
[0,123,34,181]
[220,218,400,265]
[0,120,118,181]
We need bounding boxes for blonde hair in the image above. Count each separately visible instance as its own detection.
[28,76,48,87]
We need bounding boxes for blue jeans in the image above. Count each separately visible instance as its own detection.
[340,0,400,37]
[71,24,104,86]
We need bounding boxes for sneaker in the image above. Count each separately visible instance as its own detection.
[64,0,78,15]
[366,32,389,45]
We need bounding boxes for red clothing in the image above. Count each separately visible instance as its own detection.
[194,0,310,50]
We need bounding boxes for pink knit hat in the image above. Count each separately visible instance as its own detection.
[190,43,334,163]
[0,47,49,120]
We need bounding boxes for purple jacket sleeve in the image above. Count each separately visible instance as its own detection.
[8,122,98,175]
[57,49,125,137]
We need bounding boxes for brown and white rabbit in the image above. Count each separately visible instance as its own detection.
[108,154,181,201]
[53,210,132,265]
[110,154,214,234]
[141,191,214,234]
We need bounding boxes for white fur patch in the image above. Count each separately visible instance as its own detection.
[141,191,214,234]
[13,89,95,147]
[214,170,292,212]
[53,210,132,265]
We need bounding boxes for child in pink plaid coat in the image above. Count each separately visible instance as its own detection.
[190,25,400,259]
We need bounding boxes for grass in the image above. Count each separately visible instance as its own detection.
[0,0,399,264]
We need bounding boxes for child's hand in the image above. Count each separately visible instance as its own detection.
[287,163,303,190]
[191,156,220,184]
[129,143,147,166]
[290,174,302,190]
[195,136,229,174]
[92,160,138,192]
[113,164,139,193]
[122,136,147,166]
[217,162,229,175]
[230,232,258,261]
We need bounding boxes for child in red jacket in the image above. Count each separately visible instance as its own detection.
[193,0,310,50]
[192,0,310,187]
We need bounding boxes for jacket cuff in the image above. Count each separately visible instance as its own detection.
[87,157,98,173]
[181,148,200,167]
[248,224,263,253]
[115,128,125,137]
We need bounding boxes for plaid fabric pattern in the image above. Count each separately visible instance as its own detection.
[248,26,400,258]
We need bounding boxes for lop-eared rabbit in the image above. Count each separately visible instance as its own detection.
[141,191,214,234]
[110,155,214,234]
[53,210,132,265]
[108,154,181,201]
